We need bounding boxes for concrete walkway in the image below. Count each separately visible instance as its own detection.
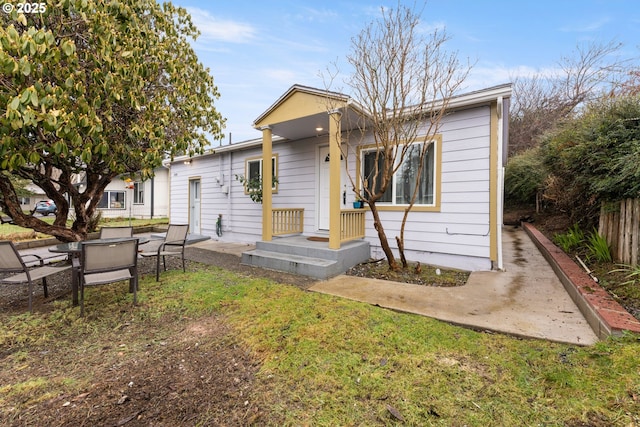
[17,228,599,345]
[309,227,599,346]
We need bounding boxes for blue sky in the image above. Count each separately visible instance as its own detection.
[170,0,640,143]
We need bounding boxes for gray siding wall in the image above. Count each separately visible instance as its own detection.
[363,105,493,270]
[169,104,494,270]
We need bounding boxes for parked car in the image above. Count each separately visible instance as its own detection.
[35,200,57,216]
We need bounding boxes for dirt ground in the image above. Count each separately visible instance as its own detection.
[1,248,317,427]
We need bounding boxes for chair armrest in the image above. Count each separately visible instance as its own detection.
[21,253,45,267]
[21,253,64,267]
[158,239,186,252]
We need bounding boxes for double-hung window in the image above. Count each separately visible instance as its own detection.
[133,182,144,205]
[361,139,438,208]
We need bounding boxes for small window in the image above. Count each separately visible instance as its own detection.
[98,191,126,209]
[245,155,277,192]
[133,182,144,205]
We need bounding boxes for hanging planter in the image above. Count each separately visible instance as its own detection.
[353,200,364,209]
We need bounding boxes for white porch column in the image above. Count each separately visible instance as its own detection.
[328,109,342,250]
[261,126,273,241]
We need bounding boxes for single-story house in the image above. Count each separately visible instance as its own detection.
[167,83,511,278]
[91,167,169,219]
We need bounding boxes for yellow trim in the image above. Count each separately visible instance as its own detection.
[261,127,273,241]
[355,135,442,212]
[188,177,202,232]
[255,91,346,128]
[243,154,279,195]
[489,102,499,262]
[328,111,342,249]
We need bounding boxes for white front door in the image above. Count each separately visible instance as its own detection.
[189,179,201,234]
[318,146,347,230]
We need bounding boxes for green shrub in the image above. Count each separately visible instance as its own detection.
[553,224,585,253]
[504,147,547,205]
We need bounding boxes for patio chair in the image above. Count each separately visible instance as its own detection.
[99,226,133,239]
[0,241,72,312]
[77,238,139,317]
[140,224,188,281]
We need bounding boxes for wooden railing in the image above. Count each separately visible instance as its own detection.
[272,208,304,236]
[340,209,365,242]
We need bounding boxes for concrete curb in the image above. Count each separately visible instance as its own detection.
[13,225,162,251]
[522,222,640,339]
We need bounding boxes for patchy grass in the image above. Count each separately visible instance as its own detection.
[1,264,640,425]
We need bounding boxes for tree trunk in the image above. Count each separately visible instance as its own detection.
[369,202,400,271]
[0,175,84,242]
[396,236,407,269]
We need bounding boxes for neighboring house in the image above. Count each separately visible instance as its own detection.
[167,84,512,278]
[97,167,170,219]
[19,183,46,212]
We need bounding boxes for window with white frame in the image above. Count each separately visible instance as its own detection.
[361,140,436,206]
[98,191,126,209]
[245,155,277,192]
[133,182,144,204]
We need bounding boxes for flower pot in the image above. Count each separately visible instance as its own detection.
[353,201,364,209]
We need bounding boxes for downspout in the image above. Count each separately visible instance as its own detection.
[150,176,154,219]
[496,96,504,270]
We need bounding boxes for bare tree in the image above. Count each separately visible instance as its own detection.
[509,40,632,156]
[334,3,470,271]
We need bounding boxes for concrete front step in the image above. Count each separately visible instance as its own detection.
[241,249,338,279]
[241,237,370,280]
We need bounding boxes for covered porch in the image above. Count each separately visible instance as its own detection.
[240,85,371,278]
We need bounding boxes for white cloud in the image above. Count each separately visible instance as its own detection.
[264,68,302,85]
[463,63,564,90]
[186,7,257,43]
[291,7,340,23]
[559,17,611,33]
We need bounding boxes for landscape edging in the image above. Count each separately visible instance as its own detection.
[522,222,640,339]
[13,225,163,251]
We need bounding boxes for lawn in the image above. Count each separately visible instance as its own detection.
[1,263,639,426]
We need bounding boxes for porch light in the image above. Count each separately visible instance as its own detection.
[315,127,323,132]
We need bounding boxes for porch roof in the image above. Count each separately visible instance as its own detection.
[252,84,365,141]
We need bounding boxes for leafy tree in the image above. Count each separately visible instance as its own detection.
[332,3,469,271]
[541,95,640,223]
[0,0,224,241]
[504,147,547,205]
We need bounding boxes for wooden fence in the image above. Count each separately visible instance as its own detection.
[598,199,640,266]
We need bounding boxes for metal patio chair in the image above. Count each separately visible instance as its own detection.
[77,238,139,317]
[140,224,188,281]
[0,241,71,312]
[99,226,133,239]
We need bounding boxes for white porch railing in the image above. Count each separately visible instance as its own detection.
[340,209,365,243]
[272,208,304,236]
